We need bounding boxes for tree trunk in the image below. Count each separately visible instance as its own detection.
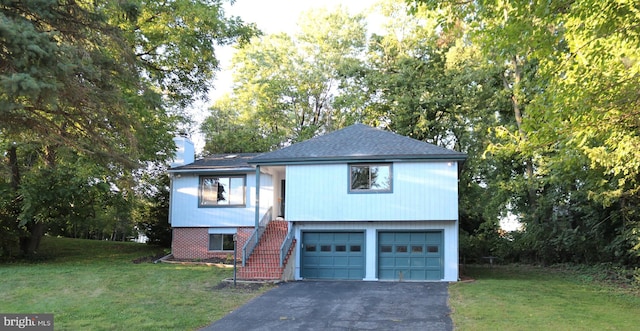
[8,145,19,191]
[20,222,46,256]
[504,55,537,208]
[19,145,57,256]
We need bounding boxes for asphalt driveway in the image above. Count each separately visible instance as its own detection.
[201,281,452,331]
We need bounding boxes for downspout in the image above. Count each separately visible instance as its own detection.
[168,173,175,258]
[255,165,260,229]
[168,173,174,225]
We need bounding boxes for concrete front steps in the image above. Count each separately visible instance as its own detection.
[237,220,294,280]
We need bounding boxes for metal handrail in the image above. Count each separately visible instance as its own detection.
[279,225,294,268]
[241,207,272,266]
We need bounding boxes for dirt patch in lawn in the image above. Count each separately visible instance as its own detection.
[212,280,276,292]
[155,255,237,267]
[132,253,168,264]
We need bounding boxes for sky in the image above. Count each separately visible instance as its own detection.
[187,0,382,151]
[210,0,381,99]
[187,1,523,232]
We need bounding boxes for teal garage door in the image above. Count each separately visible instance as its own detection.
[301,232,365,280]
[378,231,443,281]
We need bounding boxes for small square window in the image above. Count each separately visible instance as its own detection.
[350,245,361,252]
[427,246,439,253]
[320,245,332,252]
[396,245,408,253]
[349,164,392,192]
[381,245,392,253]
[335,245,347,252]
[412,245,423,253]
[306,245,316,252]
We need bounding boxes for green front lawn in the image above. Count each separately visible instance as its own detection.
[0,237,271,330]
[450,265,640,330]
[3,238,638,330]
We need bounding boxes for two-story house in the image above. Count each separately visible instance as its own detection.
[169,124,466,281]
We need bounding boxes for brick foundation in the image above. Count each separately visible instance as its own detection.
[171,227,253,260]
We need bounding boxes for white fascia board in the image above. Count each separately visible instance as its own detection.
[208,228,238,234]
[168,167,255,174]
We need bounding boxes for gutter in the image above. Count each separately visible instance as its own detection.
[168,167,256,174]
[168,174,174,225]
[248,155,468,166]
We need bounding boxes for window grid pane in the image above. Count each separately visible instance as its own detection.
[209,234,222,250]
[222,235,235,250]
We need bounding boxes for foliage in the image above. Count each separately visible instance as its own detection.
[207,0,640,269]
[107,0,258,108]
[135,167,172,247]
[0,0,257,256]
[201,95,278,153]
[200,6,367,153]
[408,0,640,266]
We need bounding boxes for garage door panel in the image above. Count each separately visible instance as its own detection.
[318,269,333,278]
[318,256,334,265]
[395,233,411,241]
[302,232,364,280]
[348,256,363,264]
[378,269,395,279]
[410,233,426,241]
[333,233,349,241]
[395,257,410,267]
[378,231,443,281]
[411,259,425,267]
[379,256,394,265]
[426,257,440,267]
[334,256,349,265]
[379,232,393,241]
[426,232,440,242]
[305,233,319,241]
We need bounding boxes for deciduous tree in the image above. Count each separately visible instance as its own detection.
[0,0,256,256]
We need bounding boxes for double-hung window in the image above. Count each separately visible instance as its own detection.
[349,163,392,192]
[199,175,246,207]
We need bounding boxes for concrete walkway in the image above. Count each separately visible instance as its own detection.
[201,281,452,331]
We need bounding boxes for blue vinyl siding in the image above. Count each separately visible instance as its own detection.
[286,162,458,222]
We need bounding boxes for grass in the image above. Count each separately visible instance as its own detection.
[0,237,272,331]
[4,238,639,330]
[450,264,640,330]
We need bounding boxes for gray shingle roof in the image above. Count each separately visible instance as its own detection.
[170,153,259,171]
[249,124,466,165]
